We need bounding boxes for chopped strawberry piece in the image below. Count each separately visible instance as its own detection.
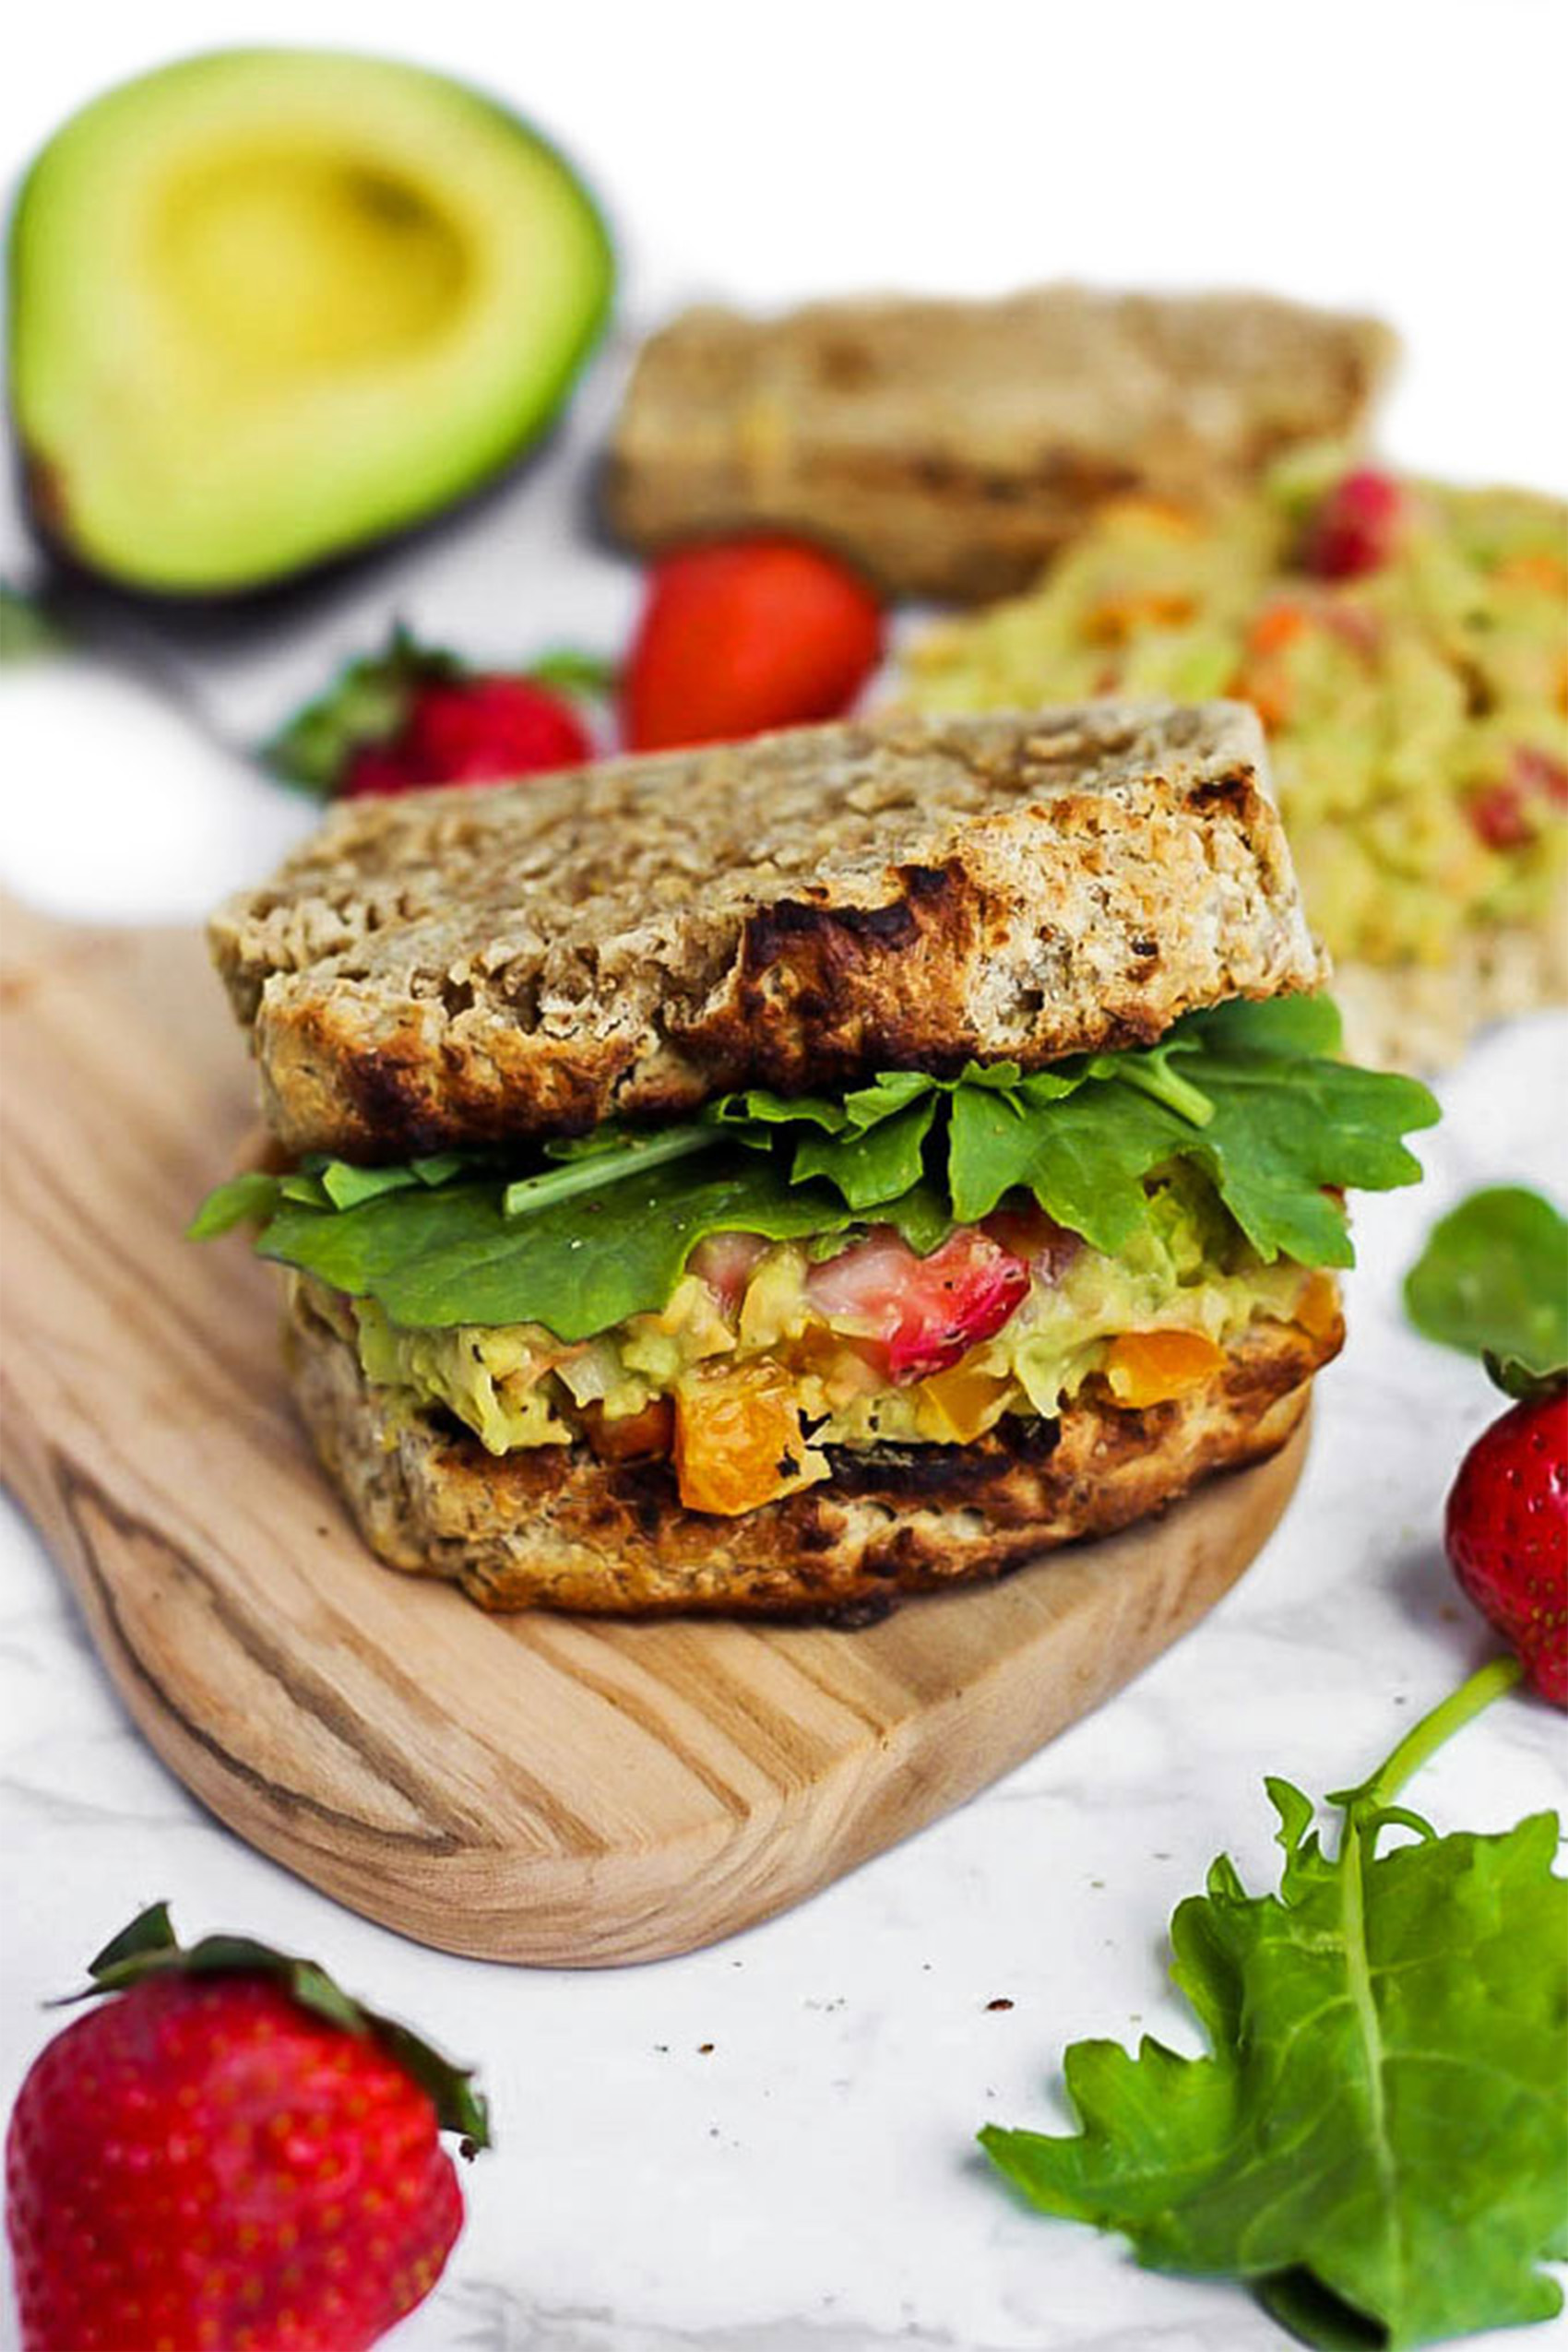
[621,535,884,752]
[1512,744,1568,807]
[1467,779,1537,849]
[1302,469,1406,580]
[806,1226,1030,1384]
[344,675,593,797]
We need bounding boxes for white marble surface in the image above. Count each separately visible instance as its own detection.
[1,1008,1564,2352]
[5,8,1568,2339]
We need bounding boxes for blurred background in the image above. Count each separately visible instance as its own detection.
[4,0,1566,917]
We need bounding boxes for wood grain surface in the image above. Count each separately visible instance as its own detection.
[0,897,1309,1966]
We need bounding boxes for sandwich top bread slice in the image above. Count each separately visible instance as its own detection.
[603,287,1396,602]
[197,703,1437,1618]
[211,703,1321,1160]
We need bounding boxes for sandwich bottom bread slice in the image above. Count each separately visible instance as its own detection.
[196,705,1438,1619]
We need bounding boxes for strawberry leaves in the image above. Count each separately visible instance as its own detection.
[982,1660,1568,2349]
[59,1903,491,2153]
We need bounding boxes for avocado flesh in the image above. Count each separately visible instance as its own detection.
[9,49,614,592]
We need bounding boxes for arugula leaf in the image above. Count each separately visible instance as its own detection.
[1405,1186,1568,1385]
[981,1658,1568,2350]
[791,1099,939,1209]
[192,997,1436,1336]
[185,1171,281,1240]
[713,999,1437,1267]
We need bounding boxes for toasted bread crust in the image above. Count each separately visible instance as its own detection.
[283,1289,1340,1619]
[212,704,1323,1160]
[604,287,1395,600]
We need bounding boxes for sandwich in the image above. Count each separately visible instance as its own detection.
[195,702,1437,1618]
[901,466,1568,1067]
[604,286,1395,603]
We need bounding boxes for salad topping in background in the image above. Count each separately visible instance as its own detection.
[903,459,1568,1026]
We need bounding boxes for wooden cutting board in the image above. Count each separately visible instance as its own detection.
[0,897,1307,1966]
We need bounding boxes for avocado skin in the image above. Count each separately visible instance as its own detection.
[8,49,616,598]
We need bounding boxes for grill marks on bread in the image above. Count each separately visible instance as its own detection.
[212,705,1323,1159]
[284,1287,1339,1617]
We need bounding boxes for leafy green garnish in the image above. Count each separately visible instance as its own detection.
[718,998,1438,1268]
[1405,1186,1568,1390]
[981,1658,1567,2350]
[191,998,1436,1336]
[256,1158,919,1341]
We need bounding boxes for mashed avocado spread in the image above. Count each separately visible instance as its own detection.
[904,459,1568,970]
[328,1170,1315,1462]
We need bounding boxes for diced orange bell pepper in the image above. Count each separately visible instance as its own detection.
[917,1363,1013,1443]
[1245,601,1312,658]
[673,1361,818,1515]
[1293,1270,1342,1342]
[1105,1328,1226,1408]
[1492,551,1568,598]
[1084,588,1195,645]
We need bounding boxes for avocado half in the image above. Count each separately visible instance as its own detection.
[8,49,614,594]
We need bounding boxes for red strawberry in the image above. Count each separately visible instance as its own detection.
[1445,1386,1568,1705]
[6,1905,489,2352]
[805,1226,1030,1384]
[344,674,593,797]
[265,624,601,799]
[621,535,884,752]
[1302,468,1406,580]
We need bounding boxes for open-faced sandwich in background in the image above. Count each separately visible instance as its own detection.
[901,465,1568,1068]
[605,286,1395,603]
[195,703,1436,1618]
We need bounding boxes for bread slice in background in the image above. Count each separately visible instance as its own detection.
[603,287,1396,602]
[211,701,1324,1161]
[285,1277,1338,1617]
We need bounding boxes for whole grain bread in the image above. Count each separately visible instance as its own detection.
[212,702,1324,1160]
[285,1282,1337,1617]
[604,287,1396,601]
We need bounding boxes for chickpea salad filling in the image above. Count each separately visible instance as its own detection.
[902,460,1568,972]
[194,995,1438,1516]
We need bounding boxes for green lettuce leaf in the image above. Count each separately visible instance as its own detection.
[1405,1186,1568,1385]
[980,1659,1568,2350]
[255,1154,921,1339]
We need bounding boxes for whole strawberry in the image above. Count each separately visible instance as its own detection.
[621,534,884,752]
[1446,1385,1568,1705]
[6,1905,489,2352]
[265,624,602,799]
